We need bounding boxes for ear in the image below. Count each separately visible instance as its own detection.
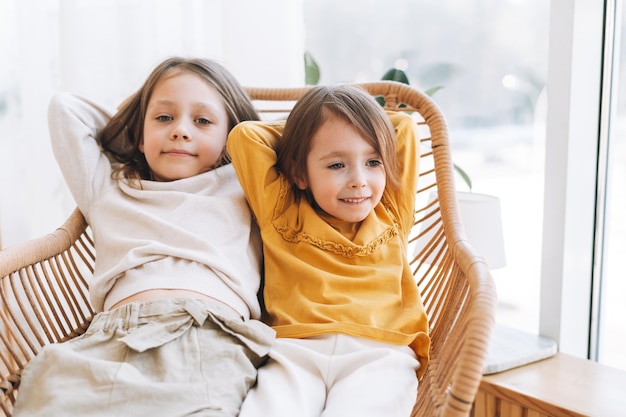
[294,176,307,190]
[139,140,144,153]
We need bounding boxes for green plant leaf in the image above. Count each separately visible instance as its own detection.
[381,68,410,85]
[304,51,320,86]
[453,163,472,191]
[424,86,444,97]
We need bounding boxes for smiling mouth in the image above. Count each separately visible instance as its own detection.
[341,197,369,204]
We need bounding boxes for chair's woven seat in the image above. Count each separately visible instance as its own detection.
[0,81,496,417]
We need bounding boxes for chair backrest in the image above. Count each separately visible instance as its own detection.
[0,81,496,417]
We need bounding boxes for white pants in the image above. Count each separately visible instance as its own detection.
[239,334,420,417]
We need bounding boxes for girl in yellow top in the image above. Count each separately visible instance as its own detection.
[227,85,430,417]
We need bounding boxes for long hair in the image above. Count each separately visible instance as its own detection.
[99,57,259,182]
[276,84,400,203]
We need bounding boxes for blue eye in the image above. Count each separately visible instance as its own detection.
[328,162,344,169]
[367,159,383,167]
[156,115,172,122]
[196,117,211,125]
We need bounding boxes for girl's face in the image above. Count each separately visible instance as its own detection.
[296,114,386,223]
[141,71,229,181]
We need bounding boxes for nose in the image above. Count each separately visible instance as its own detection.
[171,121,191,141]
[349,167,367,188]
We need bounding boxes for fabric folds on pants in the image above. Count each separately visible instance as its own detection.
[13,298,275,417]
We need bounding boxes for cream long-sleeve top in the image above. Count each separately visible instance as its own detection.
[48,93,263,318]
[227,112,430,378]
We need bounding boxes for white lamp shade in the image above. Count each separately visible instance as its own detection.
[456,191,506,269]
[415,191,506,269]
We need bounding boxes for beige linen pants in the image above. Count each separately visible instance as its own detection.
[13,298,275,417]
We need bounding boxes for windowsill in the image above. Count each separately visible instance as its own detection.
[477,353,626,417]
[478,325,626,416]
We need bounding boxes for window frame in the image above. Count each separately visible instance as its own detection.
[541,0,607,359]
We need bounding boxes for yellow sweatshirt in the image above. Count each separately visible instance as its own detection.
[227,112,430,377]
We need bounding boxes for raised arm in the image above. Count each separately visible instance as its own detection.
[385,111,421,233]
[48,93,115,219]
[227,120,286,222]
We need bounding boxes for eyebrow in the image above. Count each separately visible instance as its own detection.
[149,100,221,114]
[316,149,381,161]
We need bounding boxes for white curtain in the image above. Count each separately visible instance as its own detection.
[0,0,304,248]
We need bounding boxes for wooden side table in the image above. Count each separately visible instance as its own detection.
[474,353,626,417]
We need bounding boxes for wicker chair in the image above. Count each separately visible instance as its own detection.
[0,81,496,417]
